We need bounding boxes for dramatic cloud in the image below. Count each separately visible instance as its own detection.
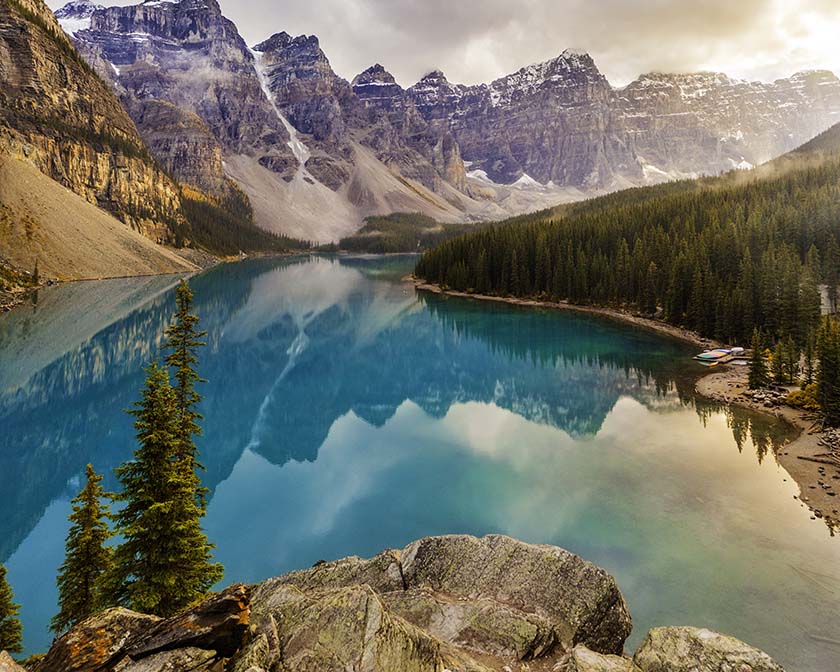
[48,0,840,86]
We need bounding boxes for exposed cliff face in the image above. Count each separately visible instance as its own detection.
[618,69,840,179]
[357,52,840,190]
[57,0,494,242]
[66,0,297,190]
[0,0,185,242]
[50,0,840,241]
[26,535,786,672]
[404,52,643,188]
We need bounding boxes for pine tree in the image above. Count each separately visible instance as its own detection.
[772,341,786,383]
[110,363,223,617]
[748,329,770,390]
[0,564,22,654]
[817,318,840,427]
[51,465,114,634]
[163,281,207,477]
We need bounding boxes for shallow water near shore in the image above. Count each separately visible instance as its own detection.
[1,255,839,669]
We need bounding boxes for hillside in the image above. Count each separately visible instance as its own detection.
[415,135,840,346]
[0,0,185,241]
[337,212,476,253]
[53,0,840,243]
[0,155,196,281]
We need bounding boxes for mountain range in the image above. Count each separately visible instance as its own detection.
[3,0,840,260]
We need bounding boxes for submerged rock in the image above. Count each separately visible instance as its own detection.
[31,535,787,672]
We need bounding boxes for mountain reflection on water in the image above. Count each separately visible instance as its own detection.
[2,256,838,672]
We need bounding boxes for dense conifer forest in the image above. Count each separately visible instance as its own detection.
[416,146,840,348]
[179,186,310,255]
[336,213,477,253]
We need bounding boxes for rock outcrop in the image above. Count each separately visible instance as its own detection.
[28,535,787,672]
[0,652,26,672]
[631,627,785,672]
[33,585,249,672]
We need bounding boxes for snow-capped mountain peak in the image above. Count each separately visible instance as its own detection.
[55,0,103,35]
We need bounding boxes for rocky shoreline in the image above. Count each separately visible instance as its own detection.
[0,535,785,672]
[411,277,839,530]
[697,367,840,531]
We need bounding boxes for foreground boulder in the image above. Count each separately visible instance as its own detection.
[632,627,785,672]
[0,652,26,672]
[33,585,249,672]
[555,645,635,672]
[31,535,787,672]
[269,534,632,659]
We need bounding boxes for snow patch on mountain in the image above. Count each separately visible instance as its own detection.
[55,0,103,35]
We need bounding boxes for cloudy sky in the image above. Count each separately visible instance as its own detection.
[48,0,840,87]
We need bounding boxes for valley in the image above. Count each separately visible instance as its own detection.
[3,2,840,671]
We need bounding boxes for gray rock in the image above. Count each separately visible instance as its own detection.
[0,652,26,672]
[382,586,557,661]
[33,608,161,672]
[114,647,217,672]
[633,627,785,672]
[401,535,632,655]
[554,645,636,672]
[243,583,466,672]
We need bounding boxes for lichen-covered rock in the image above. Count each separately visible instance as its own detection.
[632,627,785,672]
[0,652,26,672]
[258,549,405,596]
[244,584,459,672]
[554,645,636,672]
[34,586,249,672]
[114,647,217,672]
[382,586,557,661]
[32,608,161,672]
[401,535,632,656]
[123,585,250,660]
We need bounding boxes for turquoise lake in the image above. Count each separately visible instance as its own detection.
[1,255,839,670]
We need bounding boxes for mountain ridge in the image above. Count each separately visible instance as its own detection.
[41,0,840,244]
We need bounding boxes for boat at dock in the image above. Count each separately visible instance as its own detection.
[694,347,744,364]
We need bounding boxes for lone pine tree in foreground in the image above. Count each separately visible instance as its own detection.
[164,280,207,484]
[109,287,223,617]
[51,465,113,634]
[0,564,22,654]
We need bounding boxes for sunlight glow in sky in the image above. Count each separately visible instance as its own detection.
[46,0,840,87]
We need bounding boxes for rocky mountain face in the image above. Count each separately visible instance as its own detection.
[399,51,643,188]
[60,0,296,201]
[0,0,185,242]
[56,0,488,242]
[22,535,785,672]
[51,0,840,242]
[376,51,840,188]
[618,69,840,179]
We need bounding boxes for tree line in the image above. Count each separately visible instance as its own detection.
[0,280,222,656]
[415,154,840,423]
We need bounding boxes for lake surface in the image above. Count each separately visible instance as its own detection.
[1,255,839,670]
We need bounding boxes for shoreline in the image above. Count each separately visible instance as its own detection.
[410,277,723,350]
[411,277,839,530]
[697,367,839,531]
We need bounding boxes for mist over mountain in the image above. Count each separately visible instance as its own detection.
[47,0,840,243]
